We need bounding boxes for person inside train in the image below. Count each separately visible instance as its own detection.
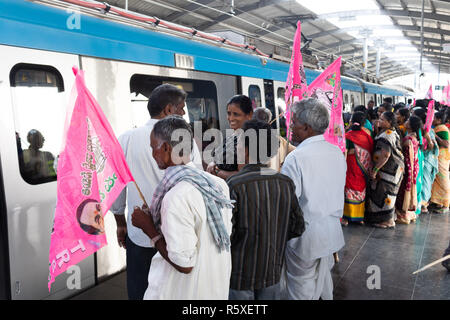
[252,107,295,171]
[226,119,304,300]
[206,95,253,180]
[367,100,377,122]
[110,83,203,300]
[22,129,56,183]
[281,98,346,300]
[131,116,233,300]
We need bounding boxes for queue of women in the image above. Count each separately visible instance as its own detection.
[342,99,450,229]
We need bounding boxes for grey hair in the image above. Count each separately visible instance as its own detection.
[252,107,272,123]
[152,115,193,152]
[292,98,329,134]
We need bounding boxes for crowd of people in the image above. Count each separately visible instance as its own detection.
[342,97,450,228]
[109,84,449,301]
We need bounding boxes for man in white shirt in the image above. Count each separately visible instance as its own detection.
[131,116,232,299]
[110,84,202,300]
[281,98,347,300]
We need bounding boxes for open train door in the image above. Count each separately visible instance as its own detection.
[0,45,95,299]
[240,77,266,111]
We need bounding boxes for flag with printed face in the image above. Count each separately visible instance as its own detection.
[285,21,308,138]
[48,67,134,291]
[307,57,346,153]
[425,84,433,99]
[425,100,435,133]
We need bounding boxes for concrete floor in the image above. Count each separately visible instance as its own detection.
[70,212,450,300]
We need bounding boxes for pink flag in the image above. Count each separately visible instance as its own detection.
[425,100,435,133]
[425,84,433,99]
[307,57,346,153]
[48,67,134,290]
[285,21,308,138]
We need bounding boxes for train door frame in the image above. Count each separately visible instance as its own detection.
[81,57,238,280]
[0,154,11,300]
[0,45,96,300]
[273,80,286,134]
[240,77,266,111]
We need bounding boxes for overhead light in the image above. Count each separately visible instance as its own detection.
[443,43,450,53]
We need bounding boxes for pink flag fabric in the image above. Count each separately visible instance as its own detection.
[285,21,308,138]
[307,57,346,153]
[425,84,433,99]
[425,100,435,133]
[443,81,450,105]
[48,67,134,290]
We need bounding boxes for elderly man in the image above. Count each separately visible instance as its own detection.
[281,98,347,300]
[110,84,203,300]
[252,107,295,171]
[131,116,233,299]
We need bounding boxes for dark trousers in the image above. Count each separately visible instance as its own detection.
[125,235,158,300]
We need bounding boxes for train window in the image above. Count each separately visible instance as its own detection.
[130,74,219,151]
[248,85,262,109]
[9,63,65,185]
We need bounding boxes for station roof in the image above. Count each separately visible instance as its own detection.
[52,0,450,82]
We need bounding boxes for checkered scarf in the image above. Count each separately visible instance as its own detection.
[150,165,234,251]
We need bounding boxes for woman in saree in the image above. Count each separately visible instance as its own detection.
[342,112,373,226]
[395,108,410,138]
[207,95,253,180]
[365,112,404,229]
[413,108,439,215]
[430,111,450,213]
[395,116,423,224]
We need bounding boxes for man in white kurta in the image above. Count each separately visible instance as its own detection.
[143,163,233,299]
[281,98,346,300]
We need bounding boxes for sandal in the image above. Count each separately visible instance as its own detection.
[340,218,349,227]
[372,222,395,229]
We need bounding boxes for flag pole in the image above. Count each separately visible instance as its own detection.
[412,255,450,275]
[133,181,149,208]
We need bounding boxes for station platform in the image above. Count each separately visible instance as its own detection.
[70,212,450,300]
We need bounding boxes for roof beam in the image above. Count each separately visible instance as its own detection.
[163,0,217,22]
[196,0,283,30]
[315,35,445,52]
[315,9,450,24]
[306,24,450,40]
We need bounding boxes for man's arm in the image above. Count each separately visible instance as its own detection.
[288,188,305,240]
[132,207,193,274]
[111,187,127,248]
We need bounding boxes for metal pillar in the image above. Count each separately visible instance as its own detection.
[125,0,128,10]
[376,48,381,79]
[419,0,425,75]
[364,37,369,74]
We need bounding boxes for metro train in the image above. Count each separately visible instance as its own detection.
[0,0,411,299]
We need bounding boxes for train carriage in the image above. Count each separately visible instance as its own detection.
[0,0,410,300]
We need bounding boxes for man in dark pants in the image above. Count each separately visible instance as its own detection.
[111,84,203,299]
[226,119,305,299]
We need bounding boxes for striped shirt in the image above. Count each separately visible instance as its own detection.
[226,164,305,291]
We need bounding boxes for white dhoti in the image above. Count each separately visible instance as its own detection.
[281,248,335,300]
